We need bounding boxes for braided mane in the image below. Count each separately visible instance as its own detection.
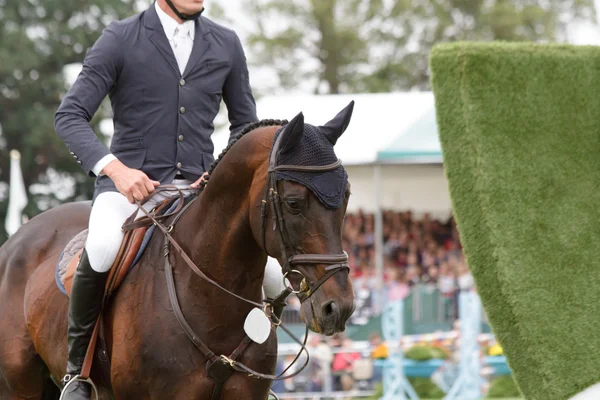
[197,119,288,191]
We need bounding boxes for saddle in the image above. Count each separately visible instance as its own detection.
[53,194,187,385]
[56,200,162,297]
[60,225,148,297]
[55,193,186,298]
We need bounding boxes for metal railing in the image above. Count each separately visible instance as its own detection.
[280,284,490,334]
[272,346,380,400]
[275,390,376,399]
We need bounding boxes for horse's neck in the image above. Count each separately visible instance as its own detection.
[168,134,269,328]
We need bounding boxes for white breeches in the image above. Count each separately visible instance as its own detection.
[86,183,286,298]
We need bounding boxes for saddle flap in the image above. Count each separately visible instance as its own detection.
[105,227,148,297]
[58,198,174,298]
[61,227,148,298]
[64,250,83,295]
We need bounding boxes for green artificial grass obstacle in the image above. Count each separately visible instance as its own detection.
[429,42,600,400]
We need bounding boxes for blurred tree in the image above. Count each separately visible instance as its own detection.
[244,0,597,93]
[0,0,141,244]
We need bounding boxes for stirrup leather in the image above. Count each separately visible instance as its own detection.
[59,374,99,400]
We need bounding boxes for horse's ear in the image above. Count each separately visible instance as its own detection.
[278,112,305,154]
[319,100,355,145]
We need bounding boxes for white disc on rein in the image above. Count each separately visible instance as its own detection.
[244,308,271,344]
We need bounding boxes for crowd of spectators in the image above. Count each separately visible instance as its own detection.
[272,210,481,397]
[283,209,475,324]
[345,209,475,304]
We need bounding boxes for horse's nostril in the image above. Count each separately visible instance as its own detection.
[322,301,339,318]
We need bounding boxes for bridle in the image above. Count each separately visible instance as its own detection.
[260,125,350,304]
[123,124,350,394]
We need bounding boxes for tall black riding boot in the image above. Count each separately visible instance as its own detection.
[60,249,109,400]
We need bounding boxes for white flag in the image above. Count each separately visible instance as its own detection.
[5,150,28,236]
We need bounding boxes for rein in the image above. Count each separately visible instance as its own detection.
[121,126,350,390]
[127,190,312,384]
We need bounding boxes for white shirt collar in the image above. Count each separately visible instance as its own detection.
[155,1,195,41]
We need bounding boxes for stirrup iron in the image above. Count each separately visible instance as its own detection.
[59,374,99,400]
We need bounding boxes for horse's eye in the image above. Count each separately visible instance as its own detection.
[285,199,302,212]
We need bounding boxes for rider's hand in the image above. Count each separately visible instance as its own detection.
[102,159,160,204]
[190,172,209,189]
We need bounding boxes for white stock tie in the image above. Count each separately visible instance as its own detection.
[173,23,193,75]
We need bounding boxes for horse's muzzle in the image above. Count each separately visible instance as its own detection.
[318,299,355,336]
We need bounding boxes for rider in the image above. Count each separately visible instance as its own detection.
[54,1,285,398]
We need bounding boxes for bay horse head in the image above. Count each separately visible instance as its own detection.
[251,101,356,336]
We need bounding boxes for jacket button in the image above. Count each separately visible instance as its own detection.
[178,135,184,142]
[179,106,185,114]
[177,162,182,168]
[179,79,185,86]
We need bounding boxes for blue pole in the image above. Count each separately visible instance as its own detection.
[382,300,419,400]
[444,291,483,400]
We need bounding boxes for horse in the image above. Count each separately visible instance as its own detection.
[0,103,357,400]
